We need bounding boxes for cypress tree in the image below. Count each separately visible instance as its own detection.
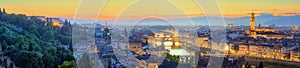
[2,41,7,51]
[28,43,33,51]
[3,8,6,14]
[258,62,264,68]
[0,8,2,13]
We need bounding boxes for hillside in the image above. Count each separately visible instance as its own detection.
[0,9,76,68]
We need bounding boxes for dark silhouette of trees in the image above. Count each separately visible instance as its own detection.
[259,62,264,68]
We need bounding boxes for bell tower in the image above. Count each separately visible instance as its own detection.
[250,12,255,30]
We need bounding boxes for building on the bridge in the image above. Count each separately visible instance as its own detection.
[153,30,197,67]
[244,13,293,39]
[154,31,182,50]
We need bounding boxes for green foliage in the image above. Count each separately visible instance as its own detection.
[55,47,75,65]
[165,53,180,62]
[43,54,56,68]
[13,51,44,68]
[245,62,251,68]
[47,46,57,55]
[0,25,8,34]
[233,44,239,53]
[0,11,75,68]
[41,31,55,41]
[1,40,7,51]
[28,24,38,35]
[58,61,77,68]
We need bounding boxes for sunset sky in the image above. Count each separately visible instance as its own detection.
[0,0,300,20]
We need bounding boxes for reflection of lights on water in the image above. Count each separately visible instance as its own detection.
[169,49,190,56]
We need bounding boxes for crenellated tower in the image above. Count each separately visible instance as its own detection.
[250,12,255,30]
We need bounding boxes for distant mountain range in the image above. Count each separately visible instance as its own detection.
[223,13,300,26]
[190,13,300,26]
[69,13,300,26]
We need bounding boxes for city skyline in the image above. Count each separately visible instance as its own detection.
[1,0,300,68]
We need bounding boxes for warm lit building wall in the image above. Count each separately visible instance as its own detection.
[129,42,142,53]
[237,44,248,55]
[254,28,275,32]
[148,63,159,68]
[248,33,293,39]
[256,34,293,39]
[290,51,300,62]
[248,45,259,56]
[235,44,286,60]
[197,37,209,48]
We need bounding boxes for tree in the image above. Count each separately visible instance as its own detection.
[165,53,180,62]
[13,51,44,68]
[259,62,264,68]
[1,40,7,52]
[46,46,57,55]
[245,62,251,68]
[4,46,18,57]
[0,26,8,34]
[58,61,77,68]
[55,47,74,66]
[43,54,56,68]
[28,25,38,35]
[41,31,55,41]
[28,43,33,51]
[60,36,71,45]
[2,8,5,14]
[0,11,76,68]
[42,46,58,68]
[60,20,71,35]
[233,44,239,53]
[0,8,2,13]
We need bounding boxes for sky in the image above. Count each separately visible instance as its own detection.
[0,0,300,20]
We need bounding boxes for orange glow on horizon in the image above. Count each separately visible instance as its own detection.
[0,0,300,20]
